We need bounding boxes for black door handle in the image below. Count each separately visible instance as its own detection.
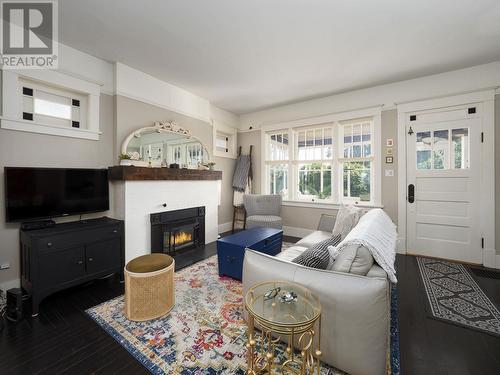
[408,184,415,203]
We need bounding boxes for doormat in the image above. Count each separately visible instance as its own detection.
[417,257,500,337]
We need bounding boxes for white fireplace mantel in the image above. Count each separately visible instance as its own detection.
[112,179,220,262]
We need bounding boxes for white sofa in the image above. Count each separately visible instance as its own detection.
[242,214,392,375]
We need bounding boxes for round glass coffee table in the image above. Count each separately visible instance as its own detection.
[245,280,322,374]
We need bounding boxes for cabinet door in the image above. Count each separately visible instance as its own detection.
[86,238,122,275]
[38,247,86,288]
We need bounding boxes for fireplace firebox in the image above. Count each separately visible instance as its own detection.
[151,207,205,254]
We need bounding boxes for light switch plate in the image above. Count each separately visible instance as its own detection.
[385,169,394,177]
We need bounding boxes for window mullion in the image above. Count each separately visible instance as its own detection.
[333,123,340,203]
[288,128,294,201]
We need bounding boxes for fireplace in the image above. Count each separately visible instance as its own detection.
[150,207,205,254]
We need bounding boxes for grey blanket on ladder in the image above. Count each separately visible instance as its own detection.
[232,154,252,192]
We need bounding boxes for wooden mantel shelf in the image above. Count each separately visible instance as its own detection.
[108,166,222,181]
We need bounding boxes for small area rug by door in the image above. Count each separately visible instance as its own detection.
[87,251,400,374]
[417,257,500,337]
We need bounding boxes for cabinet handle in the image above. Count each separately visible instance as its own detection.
[112,229,118,233]
[88,257,94,262]
[47,242,52,247]
[76,260,83,265]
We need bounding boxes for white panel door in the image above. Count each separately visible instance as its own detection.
[406,109,482,264]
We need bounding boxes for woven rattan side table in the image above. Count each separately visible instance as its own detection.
[124,253,175,321]
[245,280,322,374]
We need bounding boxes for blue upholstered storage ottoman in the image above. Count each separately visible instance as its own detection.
[216,227,283,280]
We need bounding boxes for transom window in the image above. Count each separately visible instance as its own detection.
[264,116,377,205]
[20,78,86,129]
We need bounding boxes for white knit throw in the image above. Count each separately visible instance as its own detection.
[332,208,398,283]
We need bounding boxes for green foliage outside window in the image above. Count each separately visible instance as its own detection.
[298,163,331,200]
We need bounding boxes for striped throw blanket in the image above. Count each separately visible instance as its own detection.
[232,154,252,192]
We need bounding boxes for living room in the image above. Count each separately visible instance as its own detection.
[0,1,499,374]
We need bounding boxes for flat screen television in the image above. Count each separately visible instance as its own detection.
[4,167,109,222]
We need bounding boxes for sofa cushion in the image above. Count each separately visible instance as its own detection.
[296,230,333,248]
[292,235,342,270]
[331,244,374,275]
[246,215,282,229]
[276,245,308,262]
[332,204,363,239]
[366,264,388,279]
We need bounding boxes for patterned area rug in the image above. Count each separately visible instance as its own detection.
[87,253,400,374]
[417,257,500,337]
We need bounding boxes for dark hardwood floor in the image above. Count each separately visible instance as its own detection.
[1,236,499,375]
[396,255,500,375]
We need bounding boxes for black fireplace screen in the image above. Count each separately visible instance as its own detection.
[163,223,199,252]
[151,206,205,254]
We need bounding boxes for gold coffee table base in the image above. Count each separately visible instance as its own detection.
[245,281,322,375]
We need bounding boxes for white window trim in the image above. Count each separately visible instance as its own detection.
[260,106,382,207]
[1,69,101,140]
[212,120,237,159]
[396,89,496,268]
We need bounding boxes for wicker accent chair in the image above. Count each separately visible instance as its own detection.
[243,194,283,229]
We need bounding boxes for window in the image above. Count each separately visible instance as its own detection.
[266,131,290,199]
[213,122,237,159]
[340,119,373,202]
[263,114,379,206]
[20,78,87,130]
[295,126,333,201]
[1,70,100,140]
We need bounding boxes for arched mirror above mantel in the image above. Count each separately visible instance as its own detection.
[121,121,210,168]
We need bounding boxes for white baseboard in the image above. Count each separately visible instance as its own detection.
[218,222,233,234]
[483,248,497,268]
[495,254,500,270]
[282,226,314,238]
[0,278,20,293]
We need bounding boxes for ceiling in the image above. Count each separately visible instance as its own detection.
[59,0,500,114]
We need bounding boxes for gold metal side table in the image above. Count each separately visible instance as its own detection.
[245,280,322,375]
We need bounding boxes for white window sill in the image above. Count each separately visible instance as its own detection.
[0,117,101,141]
[282,200,383,210]
[213,149,237,159]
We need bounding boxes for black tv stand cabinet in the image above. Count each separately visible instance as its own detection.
[20,217,125,316]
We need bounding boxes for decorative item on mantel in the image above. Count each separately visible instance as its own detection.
[119,153,132,166]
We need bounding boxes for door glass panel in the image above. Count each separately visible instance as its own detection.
[433,129,449,169]
[416,131,431,170]
[452,128,469,169]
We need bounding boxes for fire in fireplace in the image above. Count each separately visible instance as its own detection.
[170,231,193,247]
[151,207,205,254]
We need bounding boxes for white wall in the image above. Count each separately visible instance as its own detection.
[239,61,500,245]
[115,62,211,123]
[58,43,115,94]
[239,61,500,130]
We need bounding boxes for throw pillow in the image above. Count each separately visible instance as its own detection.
[292,234,341,269]
[332,204,363,239]
[331,244,374,275]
